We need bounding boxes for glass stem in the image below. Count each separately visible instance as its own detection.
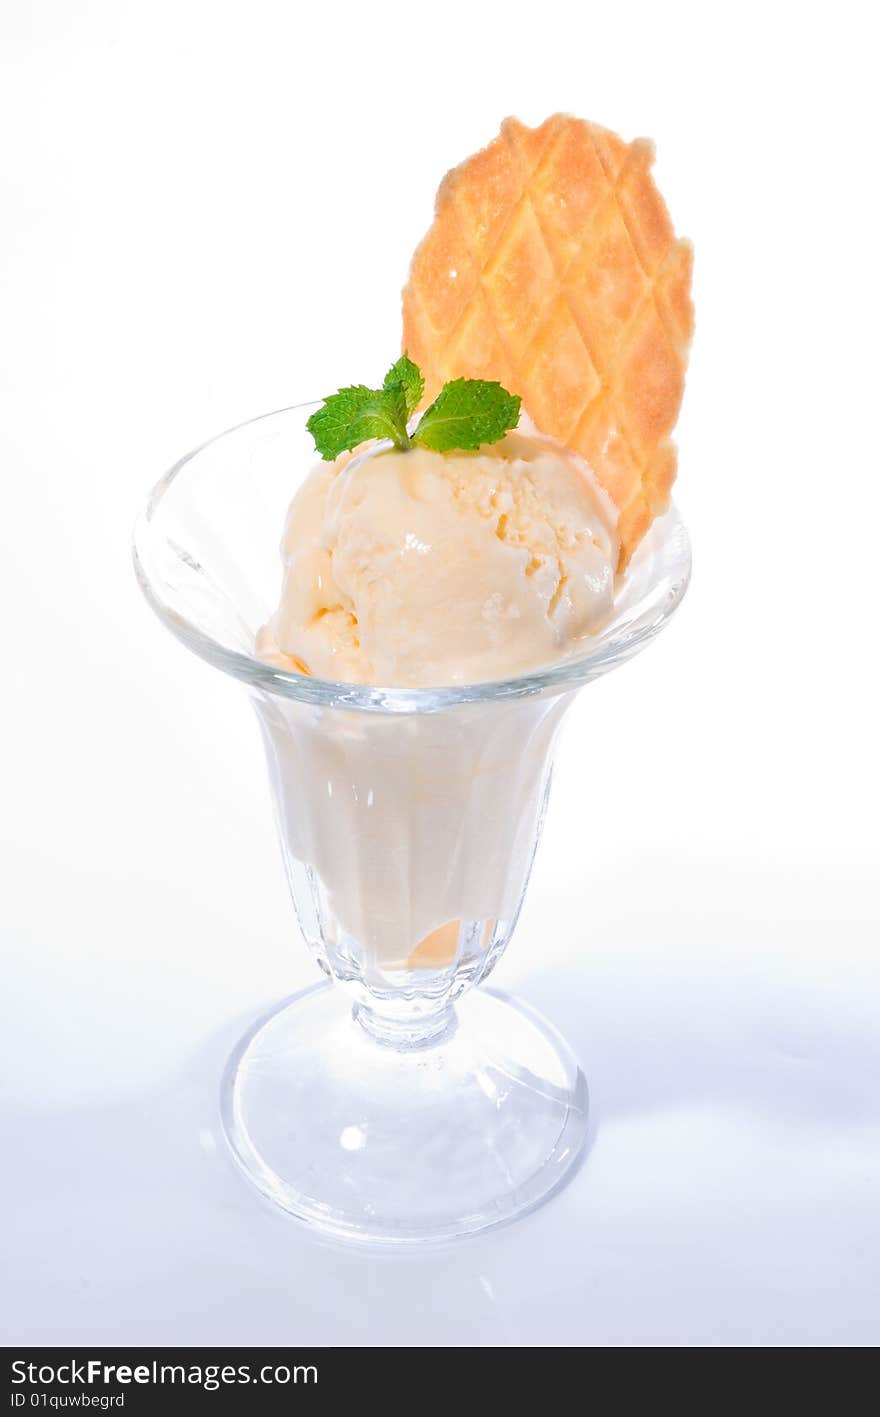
[353,1000,457,1051]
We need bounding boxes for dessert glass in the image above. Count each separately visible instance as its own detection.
[133,403,690,1244]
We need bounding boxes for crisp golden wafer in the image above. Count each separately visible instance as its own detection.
[401,114,694,566]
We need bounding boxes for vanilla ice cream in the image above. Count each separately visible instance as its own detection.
[254,427,619,989]
[255,690,566,982]
[261,429,618,687]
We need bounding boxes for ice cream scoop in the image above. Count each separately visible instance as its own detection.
[260,428,618,687]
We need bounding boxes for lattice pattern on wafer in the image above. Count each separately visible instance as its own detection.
[402,115,694,565]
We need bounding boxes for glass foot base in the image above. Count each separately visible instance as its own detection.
[221,983,589,1245]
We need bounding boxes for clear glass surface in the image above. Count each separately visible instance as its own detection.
[133,403,691,1244]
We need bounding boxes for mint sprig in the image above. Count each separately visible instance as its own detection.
[307,355,520,461]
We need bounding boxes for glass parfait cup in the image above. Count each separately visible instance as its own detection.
[133,403,690,1244]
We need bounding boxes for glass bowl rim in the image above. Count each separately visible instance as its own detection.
[132,402,692,714]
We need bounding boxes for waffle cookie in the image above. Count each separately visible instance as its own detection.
[401,114,694,565]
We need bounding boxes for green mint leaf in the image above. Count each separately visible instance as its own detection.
[307,383,409,460]
[383,352,425,417]
[307,361,520,460]
[412,379,521,453]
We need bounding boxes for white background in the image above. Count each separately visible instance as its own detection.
[2,0,879,1347]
